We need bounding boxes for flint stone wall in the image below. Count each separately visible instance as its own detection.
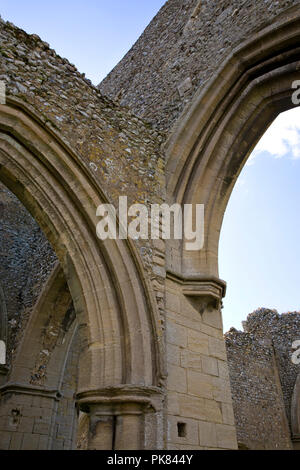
[99,0,300,131]
[225,308,300,450]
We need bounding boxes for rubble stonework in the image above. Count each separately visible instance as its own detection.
[0,183,57,367]
[225,309,300,450]
[99,0,300,131]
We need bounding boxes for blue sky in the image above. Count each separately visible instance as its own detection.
[220,107,300,331]
[0,0,166,84]
[2,1,300,332]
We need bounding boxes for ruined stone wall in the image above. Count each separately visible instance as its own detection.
[0,17,168,449]
[2,0,300,451]
[0,17,164,211]
[0,16,167,339]
[99,0,300,132]
[225,309,300,450]
[0,182,56,367]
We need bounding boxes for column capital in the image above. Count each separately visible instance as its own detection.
[76,385,164,414]
[76,386,164,449]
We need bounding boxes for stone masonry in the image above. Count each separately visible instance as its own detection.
[226,309,300,450]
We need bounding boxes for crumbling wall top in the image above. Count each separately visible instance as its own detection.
[99,0,300,132]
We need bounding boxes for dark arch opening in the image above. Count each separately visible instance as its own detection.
[0,180,85,450]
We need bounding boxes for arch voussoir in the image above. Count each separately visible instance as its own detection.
[165,15,300,277]
[0,100,162,403]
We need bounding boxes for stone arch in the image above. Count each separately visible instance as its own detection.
[0,264,81,449]
[165,10,300,278]
[0,98,164,449]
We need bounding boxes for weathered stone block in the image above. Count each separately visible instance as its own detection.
[168,415,199,446]
[201,355,219,377]
[21,433,40,450]
[187,370,214,399]
[187,330,209,355]
[199,421,217,447]
[216,424,237,449]
[178,395,206,421]
[167,365,187,393]
[166,321,187,348]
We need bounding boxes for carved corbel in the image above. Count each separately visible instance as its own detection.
[183,279,226,315]
[167,270,226,316]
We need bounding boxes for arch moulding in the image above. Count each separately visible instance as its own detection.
[165,7,300,281]
[0,98,165,448]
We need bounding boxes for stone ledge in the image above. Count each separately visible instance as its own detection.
[76,385,165,413]
[0,382,62,401]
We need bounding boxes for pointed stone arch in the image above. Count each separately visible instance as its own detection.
[165,11,300,278]
[0,98,164,449]
[159,14,300,449]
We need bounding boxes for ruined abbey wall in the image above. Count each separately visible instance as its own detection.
[225,309,300,450]
[0,0,300,450]
[0,15,168,450]
[0,14,167,376]
[0,16,165,208]
[99,0,300,131]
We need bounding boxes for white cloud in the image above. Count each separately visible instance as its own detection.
[246,107,300,166]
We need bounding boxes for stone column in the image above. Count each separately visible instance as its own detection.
[87,405,115,450]
[114,403,144,450]
[165,271,238,450]
[76,385,164,450]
